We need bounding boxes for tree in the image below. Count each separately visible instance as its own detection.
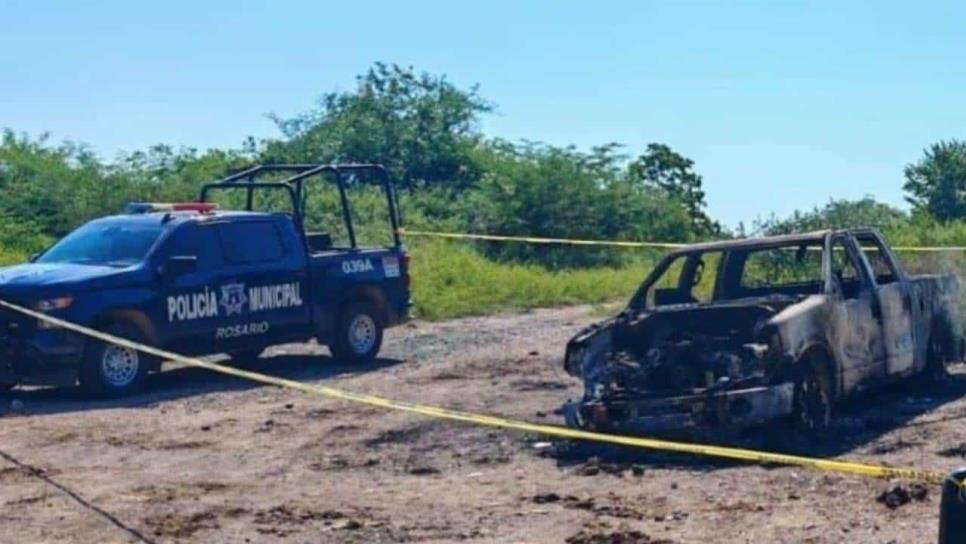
[0,66,718,268]
[903,140,966,222]
[264,63,492,190]
[116,143,255,203]
[757,197,908,235]
[0,131,253,238]
[471,141,694,266]
[627,143,717,235]
[0,130,118,236]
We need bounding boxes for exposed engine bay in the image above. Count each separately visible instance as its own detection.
[564,300,798,434]
[600,303,783,395]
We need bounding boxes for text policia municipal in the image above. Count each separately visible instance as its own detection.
[167,282,304,322]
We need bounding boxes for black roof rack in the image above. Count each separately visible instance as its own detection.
[199,163,401,248]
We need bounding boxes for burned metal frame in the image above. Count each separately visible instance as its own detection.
[629,230,898,311]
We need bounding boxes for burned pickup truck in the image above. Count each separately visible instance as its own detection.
[563,228,962,434]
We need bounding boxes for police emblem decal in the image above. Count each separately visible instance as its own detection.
[220,283,248,316]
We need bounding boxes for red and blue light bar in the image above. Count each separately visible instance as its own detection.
[125,202,219,214]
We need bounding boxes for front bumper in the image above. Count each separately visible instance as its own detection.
[0,308,85,387]
[563,382,795,434]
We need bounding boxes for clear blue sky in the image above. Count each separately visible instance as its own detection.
[2,1,964,228]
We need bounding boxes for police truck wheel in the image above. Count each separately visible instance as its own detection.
[80,323,152,398]
[331,302,383,364]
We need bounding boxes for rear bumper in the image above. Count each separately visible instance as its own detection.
[386,298,412,327]
[563,382,795,434]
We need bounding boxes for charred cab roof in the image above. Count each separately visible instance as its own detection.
[666,227,883,256]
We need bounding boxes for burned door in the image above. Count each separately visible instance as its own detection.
[854,233,916,377]
[824,235,887,395]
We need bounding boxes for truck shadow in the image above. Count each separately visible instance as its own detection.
[550,368,966,474]
[1,349,405,416]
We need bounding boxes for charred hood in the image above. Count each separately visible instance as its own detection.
[613,298,800,352]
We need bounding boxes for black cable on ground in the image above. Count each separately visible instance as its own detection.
[0,447,157,544]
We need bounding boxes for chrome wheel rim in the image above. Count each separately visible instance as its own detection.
[348,314,376,355]
[101,344,139,387]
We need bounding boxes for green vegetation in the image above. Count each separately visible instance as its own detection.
[3,63,966,319]
[410,240,655,320]
[0,211,50,265]
[0,246,26,267]
[903,140,966,222]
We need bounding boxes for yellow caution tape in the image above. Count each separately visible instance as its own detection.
[399,229,966,253]
[0,299,954,487]
[891,246,966,252]
[398,229,688,249]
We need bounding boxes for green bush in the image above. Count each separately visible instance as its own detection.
[0,245,26,266]
[0,212,52,266]
[0,214,51,255]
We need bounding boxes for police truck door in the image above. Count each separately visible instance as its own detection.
[157,223,225,353]
[212,218,311,351]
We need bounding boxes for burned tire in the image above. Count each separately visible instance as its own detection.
[79,322,152,398]
[926,336,952,382]
[793,359,833,433]
[330,302,383,364]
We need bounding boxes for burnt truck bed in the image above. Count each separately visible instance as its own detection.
[563,228,962,434]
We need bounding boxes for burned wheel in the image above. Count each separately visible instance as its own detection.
[793,362,832,433]
[926,337,952,382]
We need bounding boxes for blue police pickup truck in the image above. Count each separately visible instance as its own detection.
[0,164,410,397]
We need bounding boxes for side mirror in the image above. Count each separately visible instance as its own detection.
[159,256,197,283]
[28,253,40,263]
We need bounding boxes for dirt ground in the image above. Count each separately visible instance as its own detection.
[1,305,965,544]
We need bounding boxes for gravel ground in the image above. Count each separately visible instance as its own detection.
[1,305,964,543]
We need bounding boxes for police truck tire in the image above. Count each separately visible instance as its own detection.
[331,302,383,364]
[80,322,152,398]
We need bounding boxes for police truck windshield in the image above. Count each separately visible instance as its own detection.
[38,220,164,266]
